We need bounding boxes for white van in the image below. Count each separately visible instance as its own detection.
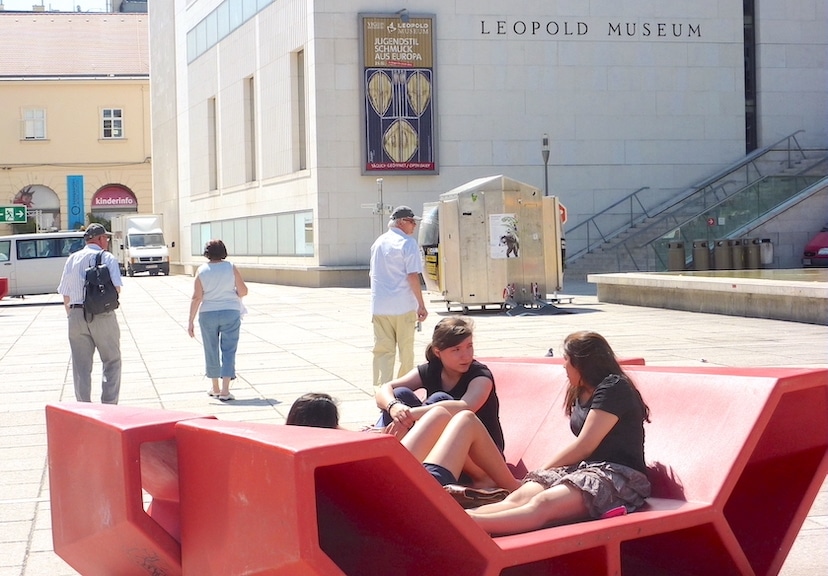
[0,231,86,297]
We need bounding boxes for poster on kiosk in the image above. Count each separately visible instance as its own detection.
[418,175,564,312]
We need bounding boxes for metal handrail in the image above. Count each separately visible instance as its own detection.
[568,130,815,268]
[565,186,650,261]
[644,130,806,218]
[566,130,807,264]
[643,172,825,271]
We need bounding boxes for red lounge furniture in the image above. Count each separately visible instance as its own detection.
[172,363,827,576]
[46,403,210,576]
[483,363,828,575]
[46,363,828,575]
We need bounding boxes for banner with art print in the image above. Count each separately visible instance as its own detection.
[490,214,520,260]
[360,14,437,174]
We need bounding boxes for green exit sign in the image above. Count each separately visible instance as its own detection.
[0,206,27,223]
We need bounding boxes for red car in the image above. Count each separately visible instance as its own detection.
[802,226,828,267]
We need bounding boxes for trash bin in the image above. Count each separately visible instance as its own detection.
[745,238,760,269]
[667,241,685,271]
[730,239,745,270]
[759,238,774,267]
[692,240,710,271]
[713,240,731,270]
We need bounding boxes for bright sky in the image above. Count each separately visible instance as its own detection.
[1,1,111,12]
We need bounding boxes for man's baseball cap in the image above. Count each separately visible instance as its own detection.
[390,206,421,220]
[83,223,109,239]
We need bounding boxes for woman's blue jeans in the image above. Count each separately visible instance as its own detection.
[198,309,241,379]
[378,388,454,426]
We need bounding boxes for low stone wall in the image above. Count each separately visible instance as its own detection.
[589,270,828,325]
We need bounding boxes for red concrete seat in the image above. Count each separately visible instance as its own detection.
[485,364,828,576]
[46,364,828,576]
[46,403,210,576]
[174,420,494,576]
[0,277,8,299]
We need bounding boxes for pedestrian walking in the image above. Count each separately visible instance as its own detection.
[188,239,248,401]
[57,223,123,403]
[369,205,428,388]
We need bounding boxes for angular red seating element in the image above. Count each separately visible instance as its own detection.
[0,277,8,299]
[46,403,211,576]
[174,421,495,575]
[46,364,828,576]
[485,363,828,576]
[478,355,646,366]
[172,363,827,576]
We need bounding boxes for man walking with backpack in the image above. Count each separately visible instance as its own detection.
[57,223,123,404]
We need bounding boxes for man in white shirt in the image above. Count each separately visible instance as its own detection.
[369,206,428,388]
[57,223,123,403]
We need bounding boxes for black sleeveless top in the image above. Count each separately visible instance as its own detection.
[417,359,505,452]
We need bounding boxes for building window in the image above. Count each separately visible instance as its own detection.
[191,211,314,257]
[296,49,307,171]
[21,109,47,140]
[208,97,218,190]
[102,108,124,139]
[244,77,257,182]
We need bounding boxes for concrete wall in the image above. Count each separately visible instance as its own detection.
[755,0,828,149]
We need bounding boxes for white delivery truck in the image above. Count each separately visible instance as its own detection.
[110,214,171,276]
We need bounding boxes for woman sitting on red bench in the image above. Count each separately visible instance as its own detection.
[467,331,652,535]
[288,393,520,496]
[375,317,505,456]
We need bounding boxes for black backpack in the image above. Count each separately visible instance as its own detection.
[83,252,120,318]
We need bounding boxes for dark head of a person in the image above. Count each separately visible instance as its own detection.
[286,393,339,429]
[203,239,228,261]
[83,223,109,245]
[562,331,623,388]
[425,316,474,362]
[562,330,650,420]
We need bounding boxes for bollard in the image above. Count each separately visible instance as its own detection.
[745,238,760,269]
[730,239,745,270]
[692,240,710,271]
[667,241,685,271]
[713,240,732,270]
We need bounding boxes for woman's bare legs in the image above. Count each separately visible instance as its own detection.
[396,408,520,491]
[419,411,521,492]
[219,376,231,397]
[399,406,453,460]
[471,481,545,514]
[467,483,589,535]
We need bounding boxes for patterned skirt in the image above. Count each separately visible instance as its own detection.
[523,461,651,518]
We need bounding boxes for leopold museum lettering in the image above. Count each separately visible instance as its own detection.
[480,19,701,38]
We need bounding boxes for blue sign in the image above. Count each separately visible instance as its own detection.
[67,175,84,229]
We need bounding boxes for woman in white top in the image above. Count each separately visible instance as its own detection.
[187,239,248,401]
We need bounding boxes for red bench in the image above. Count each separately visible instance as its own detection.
[484,362,828,575]
[46,363,828,575]
[46,403,211,576]
[0,277,8,300]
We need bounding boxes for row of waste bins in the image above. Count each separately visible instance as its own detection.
[667,238,773,271]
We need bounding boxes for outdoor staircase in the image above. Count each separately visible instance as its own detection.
[564,131,828,279]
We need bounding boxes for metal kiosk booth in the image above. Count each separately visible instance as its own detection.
[419,175,566,314]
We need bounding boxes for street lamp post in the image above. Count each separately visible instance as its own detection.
[541,133,550,196]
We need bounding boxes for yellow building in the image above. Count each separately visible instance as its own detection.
[0,12,151,235]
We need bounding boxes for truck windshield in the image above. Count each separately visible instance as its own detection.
[129,233,165,247]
